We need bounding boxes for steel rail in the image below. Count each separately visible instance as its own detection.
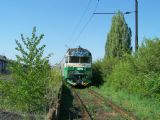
[71,87,93,120]
[88,89,139,120]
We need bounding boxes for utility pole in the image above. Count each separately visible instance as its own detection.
[135,0,138,52]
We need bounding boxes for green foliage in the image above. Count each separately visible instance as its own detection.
[135,38,160,73]
[91,37,160,120]
[102,57,119,79]
[46,67,62,107]
[107,60,135,90]
[105,11,132,58]
[135,38,160,98]
[1,27,52,113]
[92,59,104,87]
[103,38,160,101]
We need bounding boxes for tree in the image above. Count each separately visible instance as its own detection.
[8,27,51,113]
[105,11,132,58]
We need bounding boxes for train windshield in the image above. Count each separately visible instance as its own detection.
[69,56,91,63]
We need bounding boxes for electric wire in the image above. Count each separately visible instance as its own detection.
[71,0,100,46]
[59,0,100,67]
[65,0,93,47]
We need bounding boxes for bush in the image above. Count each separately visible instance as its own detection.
[102,57,119,80]
[92,59,104,87]
[135,38,160,99]
[107,59,135,90]
[135,38,160,73]
[103,38,160,100]
[1,27,52,113]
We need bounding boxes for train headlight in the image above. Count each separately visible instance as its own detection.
[77,67,83,70]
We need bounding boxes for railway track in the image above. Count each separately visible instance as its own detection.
[72,87,93,120]
[87,89,138,120]
[58,84,138,120]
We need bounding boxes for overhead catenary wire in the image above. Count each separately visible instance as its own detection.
[68,0,92,43]
[63,0,93,64]
[65,0,93,47]
[58,0,99,65]
[73,0,93,34]
[59,0,100,67]
[72,0,100,46]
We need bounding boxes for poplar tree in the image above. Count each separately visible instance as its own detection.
[105,11,132,58]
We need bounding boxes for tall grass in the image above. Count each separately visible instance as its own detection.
[92,86,160,120]
[47,67,62,107]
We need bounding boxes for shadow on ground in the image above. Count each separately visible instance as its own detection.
[59,84,83,120]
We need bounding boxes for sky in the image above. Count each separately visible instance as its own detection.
[0,0,160,65]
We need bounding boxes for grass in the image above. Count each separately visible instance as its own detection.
[91,85,160,120]
[77,88,128,119]
[0,73,12,81]
[47,68,62,106]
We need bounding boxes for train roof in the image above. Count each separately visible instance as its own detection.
[66,46,91,57]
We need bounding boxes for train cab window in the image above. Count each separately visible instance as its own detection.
[80,57,90,63]
[69,56,91,63]
[69,56,79,63]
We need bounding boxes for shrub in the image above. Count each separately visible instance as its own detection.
[102,57,119,80]
[92,59,104,87]
[105,55,138,92]
[103,38,160,100]
[135,38,160,74]
[1,27,52,113]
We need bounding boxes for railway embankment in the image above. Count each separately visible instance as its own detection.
[56,84,138,120]
[46,82,63,120]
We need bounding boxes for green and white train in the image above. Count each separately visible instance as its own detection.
[61,46,92,86]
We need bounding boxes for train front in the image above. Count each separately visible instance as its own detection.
[63,47,92,86]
